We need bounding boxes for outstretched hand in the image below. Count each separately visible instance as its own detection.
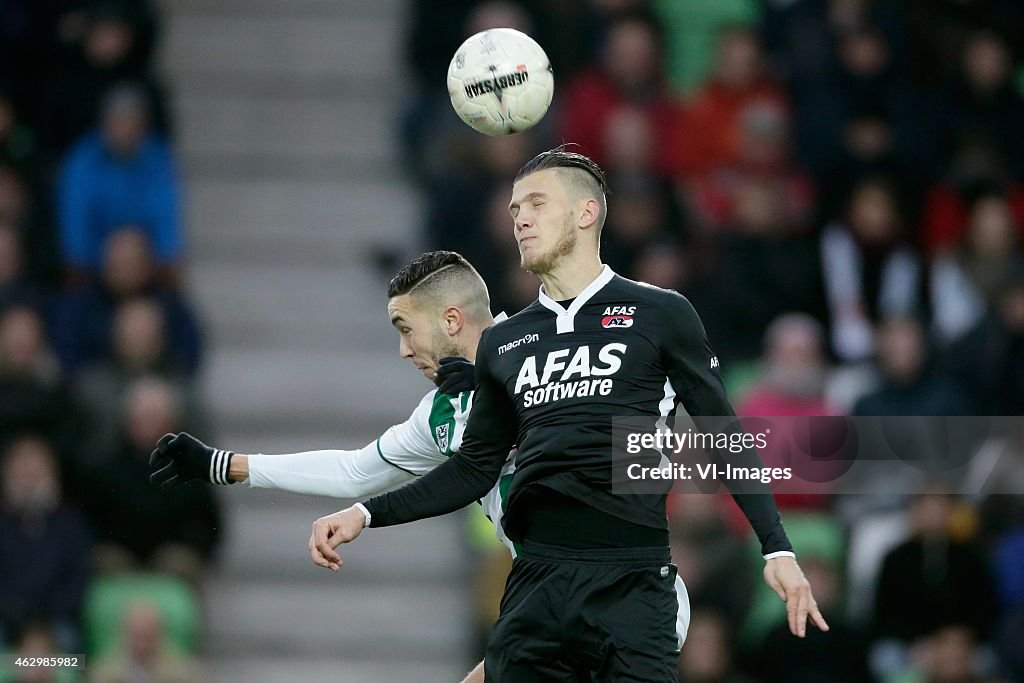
[763,556,830,638]
[308,506,367,571]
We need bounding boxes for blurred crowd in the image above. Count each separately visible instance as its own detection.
[1,0,1023,681]
[1,1,215,680]
[404,1,1024,681]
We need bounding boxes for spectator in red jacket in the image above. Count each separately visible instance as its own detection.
[558,11,685,177]
[680,26,790,178]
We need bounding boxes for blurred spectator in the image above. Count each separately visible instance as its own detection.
[948,261,1024,415]
[870,492,998,679]
[686,96,813,232]
[405,0,534,87]
[930,191,1023,344]
[0,161,60,286]
[75,297,206,458]
[935,30,1024,182]
[0,306,76,446]
[0,436,92,652]
[891,623,1003,683]
[752,555,869,683]
[739,314,834,417]
[631,237,689,291]
[903,0,1024,87]
[821,177,922,362]
[792,23,910,176]
[81,377,220,585]
[0,162,31,228]
[39,1,166,157]
[52,227,202,376]
[89,600,200,683]
[816,105,924,221]
[0,221,46,313]
[401,1,542,184]
[424,132,538,297]
[678,609,756,683]
[921,141,1024,255]
[737,314,839,510]
[0,89,35,169]
[679,26,789,178]
[559,11,686,177]
[854,318,975,416]
[688,178,826,362]
[8,622,71,683]
[833,22,899,106]
[601,172,684,277]
[57,85,181,279]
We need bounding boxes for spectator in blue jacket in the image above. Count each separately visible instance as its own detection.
[57,84,181,282]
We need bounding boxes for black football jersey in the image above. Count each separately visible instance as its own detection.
[364,267,792,555]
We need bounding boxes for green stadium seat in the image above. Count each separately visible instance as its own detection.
[653,0,761,94]
[82,573,201,658]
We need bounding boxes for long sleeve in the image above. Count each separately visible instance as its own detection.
[662,293,792,555]
[363,326,516,527]
[248,444,414,498]
[248,391,451,497]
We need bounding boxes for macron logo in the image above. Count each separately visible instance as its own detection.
[710,356,719,369]
[498,333,539,355]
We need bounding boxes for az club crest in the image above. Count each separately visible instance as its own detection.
[601,315,633,329]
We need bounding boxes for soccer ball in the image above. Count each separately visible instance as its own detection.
[447,28,554,136]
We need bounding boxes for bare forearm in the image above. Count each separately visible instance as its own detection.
[229,454,249,482]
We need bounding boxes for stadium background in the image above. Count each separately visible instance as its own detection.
[1,0,1023,681]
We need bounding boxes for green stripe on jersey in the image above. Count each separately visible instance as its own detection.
[375,439,418,476]
[428,391,458,456]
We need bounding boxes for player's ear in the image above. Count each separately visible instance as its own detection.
[579,197,600,231]
[442,305,465,337]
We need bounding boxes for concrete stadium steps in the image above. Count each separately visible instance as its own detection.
[203,489,472,683]
[176,96,399,165]
[198,349,426,437]
[212,488,468,580]
[162,14,402,80]
[158,0,467,679]
[183,180,417,264]
[185,262,407,347]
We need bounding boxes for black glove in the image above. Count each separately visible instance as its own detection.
[436,356,475,395]
[149,432,235,489]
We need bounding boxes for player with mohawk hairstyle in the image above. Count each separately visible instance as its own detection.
[313,146,828,682]
[149,249,691,683]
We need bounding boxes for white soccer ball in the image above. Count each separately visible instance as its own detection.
[447,28,554,136]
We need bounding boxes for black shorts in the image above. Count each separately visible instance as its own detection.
[484,541,680,682]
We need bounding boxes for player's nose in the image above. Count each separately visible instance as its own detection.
[399,338,413,359]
